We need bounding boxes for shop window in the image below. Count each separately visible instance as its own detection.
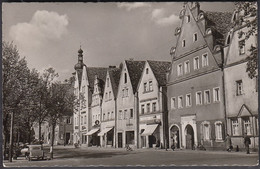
[171,97,176,109]
[215,121,223,140]
[236,80,243,96]
[126,131,135,145]
[186,94,192,107]
[194,56,199,70]
[178,96,183,108]
[213,87,220,102]
[204,90,210,104]
[231,118,239,136]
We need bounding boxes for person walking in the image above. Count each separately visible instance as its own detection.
[244,133,251,154]
[225,134,232,152]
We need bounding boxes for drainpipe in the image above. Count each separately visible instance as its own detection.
[222,65,228,137]
[135,92,140,149]
[114,98,117,148]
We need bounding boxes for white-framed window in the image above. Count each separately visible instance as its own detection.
[144,82,148,92]
[213,87,220,102]
[119,110,123,120]
[147,103,150,113]
[177,63,183,76]
[171,97,176,109]
[193,33,198,42]
[182,40,186,47]
[178,96,183,108]
[231,118,239,136]
[239,39,245,55]
[124,110,128,119]
[215,121,223,140]
[236,80,243,96]
[184,60,190,74]
[149,81,153,91]
[186,94,192,107]
[125,88,128,97]
[204,90,210,104]
[152,102,156,112]
[201,121,210,141]
[193,56,199,70]
[186,15,190,23]
[243,117,252,135]
[141,104,145,114]
[196,91,202,105]
[122,89,125,97]
[202,53,209,67]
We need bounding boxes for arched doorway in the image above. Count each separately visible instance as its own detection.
[185,125,194,149]
[170,125,180,148]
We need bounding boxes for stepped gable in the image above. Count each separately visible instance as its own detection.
[86,67,111,93]
[125,60,146,93]
[108,68,121,98]
[147,60,171,86]
[203,11,233,46]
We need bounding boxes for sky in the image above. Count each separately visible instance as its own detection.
[2,2,235,81]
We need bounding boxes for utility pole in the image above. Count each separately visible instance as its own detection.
[9,111,14,162]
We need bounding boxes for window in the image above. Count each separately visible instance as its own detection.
[108,112,110,120]
[147,103,150,113]
[122,89,125,97]
[109,91,111,99]
[107,78,109,87]
[171,97,176,109]
[126,131,134,145]
[193,33,198,42]
[103,113,106,121]
[130,109,133,119]
[75,117,77,126]
[124,73,127,83]
[67,117,71,124]
[125,88,128,97]
[124,110,128,119]
[196,91,202,105]
[186,15,190,23]
[141,105,145,114]
[144,83,148,92]
[178,96,183,108]
[204,90,210,104]
[146,68,149,74]
[119,110,123,120]
[239,40,245,55]
[202,53,208,67]
[111,112,114,119]
[105,92,108,100]
[194,57,199,70]
[177,63,183,76]
[215,121,223,140]
[202,122,210,140]
[236,80,243,96]
[184,61,190,74]
[149,81,153,91]
[243,117,252,135]
[182,40,186,47]
[213,87,220,102]
[186,94,192,107]
[81,116,83,125]
[231,119,239,136]
[152,102,156,112]
[84,115,86,124]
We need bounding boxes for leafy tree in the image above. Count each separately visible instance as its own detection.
[235,2,258,79]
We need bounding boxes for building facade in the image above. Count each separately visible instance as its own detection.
[167,2,232,150]
[223,8,258,150]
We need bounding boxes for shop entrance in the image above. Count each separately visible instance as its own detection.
[118,133,122,148]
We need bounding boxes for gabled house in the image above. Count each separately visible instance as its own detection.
[223,6,258,150]
[137,60,171,149]
[99,68,121,147]
[116,60,145,148]
[167,2,232,150]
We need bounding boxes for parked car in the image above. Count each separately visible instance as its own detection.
[28,145,45,161]
[20,145,29,158]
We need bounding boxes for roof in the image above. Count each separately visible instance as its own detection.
[108,68,121,98]
[147,60,171,86]
[125,60,146,93]
[203,11,233,46]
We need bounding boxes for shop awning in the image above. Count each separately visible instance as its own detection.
[141,124,158,136]
[98,127,113,136]
[84,128,100,136]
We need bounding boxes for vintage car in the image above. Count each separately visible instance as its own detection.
[20,145,29,158]
[28,145,45,161]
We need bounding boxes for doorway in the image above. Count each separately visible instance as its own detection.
[148,135,156,148]
[185,124,194,149]
[118,133,122,148]
[65,133,70,144]
[170,125,180,148]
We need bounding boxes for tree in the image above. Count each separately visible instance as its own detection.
[47,81,75,159]
[235,2,258,79]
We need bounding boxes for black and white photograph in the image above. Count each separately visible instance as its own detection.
[2,1,259,167]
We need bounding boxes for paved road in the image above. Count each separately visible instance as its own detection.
[3,145,258,167]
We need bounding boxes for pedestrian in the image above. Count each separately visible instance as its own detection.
[244,133,251,154]
[225,134,232,152]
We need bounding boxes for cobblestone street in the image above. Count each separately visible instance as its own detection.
[3,145,258,167]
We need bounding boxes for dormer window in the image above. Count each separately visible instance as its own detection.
[186,15,190,23]
[193,33,198,42]
[146,68,149,74]
[182,40,186,47]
